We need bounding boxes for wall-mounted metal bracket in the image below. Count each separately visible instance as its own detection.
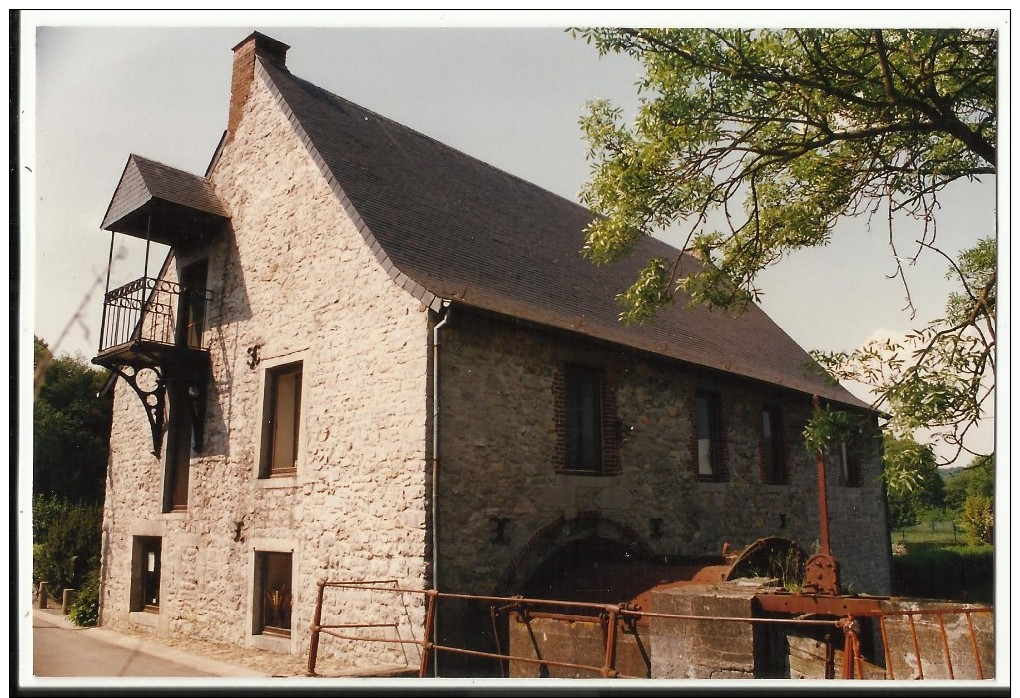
[246,345,261,370]
[107,364,167,457]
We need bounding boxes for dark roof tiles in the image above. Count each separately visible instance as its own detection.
[258,58,866,408]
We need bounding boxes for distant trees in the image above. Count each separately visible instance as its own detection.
[33,337,112,503]
[32,337,112,623]
[883,435,944,530]
[944,454,994,545]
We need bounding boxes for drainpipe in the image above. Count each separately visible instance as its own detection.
[430,301,452,676]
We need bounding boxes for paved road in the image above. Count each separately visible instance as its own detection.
[32,611,217,678]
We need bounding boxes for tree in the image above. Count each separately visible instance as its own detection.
[575,28,996,473]
[33,337,113,503]
[882,434,945,530]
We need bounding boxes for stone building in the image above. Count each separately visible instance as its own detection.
[93,32,892,674]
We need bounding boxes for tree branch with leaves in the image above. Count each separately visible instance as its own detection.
[575,28,996,478]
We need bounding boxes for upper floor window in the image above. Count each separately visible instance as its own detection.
[695,391,725,480]
[761,406,786,484]
[163,382,192,512]
[554,363,620,475]
[260,362,303,478]
[827,440,863,487]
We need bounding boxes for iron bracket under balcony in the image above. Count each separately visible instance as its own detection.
[92,276,212,458]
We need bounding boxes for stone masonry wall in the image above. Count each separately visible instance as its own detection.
[100,72,431,668]
[437,309,892,597]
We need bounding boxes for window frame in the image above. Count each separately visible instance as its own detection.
[131,536,162,613]
[253,551,293,638]
[694,390,726,481]
[259,361,304,479]
[828,439,863,488]
[163,381,192,512]
[563,363,604,474]
[761,405,786,485]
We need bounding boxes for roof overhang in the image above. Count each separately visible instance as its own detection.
[101,154,229,247]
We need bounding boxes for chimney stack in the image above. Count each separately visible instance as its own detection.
[227,32,290,142]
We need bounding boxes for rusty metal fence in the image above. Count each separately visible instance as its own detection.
[306,580,994,680]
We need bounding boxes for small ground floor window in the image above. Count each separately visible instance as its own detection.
[131,536,162,612]
[255,551,293,637]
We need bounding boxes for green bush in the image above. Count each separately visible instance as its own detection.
[960,494,994,545]
[33,495,102,592]
[68,568,100,627]
[892,544,993,603]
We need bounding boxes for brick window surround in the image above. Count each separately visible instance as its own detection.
[553,363,621,475]
[694,390,727,481]
[761,406,786,484]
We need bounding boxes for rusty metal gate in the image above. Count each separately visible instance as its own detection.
[306,580,993,680]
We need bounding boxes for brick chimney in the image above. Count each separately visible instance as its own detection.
[227,32,290,142]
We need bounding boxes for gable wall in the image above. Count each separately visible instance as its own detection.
[99,73,431,667]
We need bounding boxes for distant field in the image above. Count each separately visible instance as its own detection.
[890,521,994,603]
[891,520,965,547]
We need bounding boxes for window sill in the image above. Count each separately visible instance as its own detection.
[129,610,159,628]
[257,474,298,489]
[252,632,292,653]
[697,479,729,493]
[555,468,615,478]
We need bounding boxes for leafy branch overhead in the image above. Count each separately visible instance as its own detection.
[575,28,995,318]
[575,28,996,468]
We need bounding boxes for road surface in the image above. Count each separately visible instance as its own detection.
[32,611,217,677]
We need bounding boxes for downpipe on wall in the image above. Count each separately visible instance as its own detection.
[430,301,452,676]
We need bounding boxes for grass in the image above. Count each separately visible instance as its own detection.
[890,521,994,604]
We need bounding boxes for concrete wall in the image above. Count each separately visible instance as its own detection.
[100,70,431,667]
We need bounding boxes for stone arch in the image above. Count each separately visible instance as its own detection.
[493,511,654,600]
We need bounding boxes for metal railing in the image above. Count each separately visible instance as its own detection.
[303,581,992,680]
[98,276,210,353]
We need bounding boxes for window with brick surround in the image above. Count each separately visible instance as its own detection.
[131,536,162,612]
[695,391,726,480]
[554,363,620,475]
[259,362,303,478]
[761,406,786,484]
[828,440,863,487]
[254,551,292,637]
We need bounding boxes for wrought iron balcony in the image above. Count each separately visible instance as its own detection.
[94,276,211,368]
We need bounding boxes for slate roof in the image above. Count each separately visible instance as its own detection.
[254,56,866,409]
[102,154,229,246]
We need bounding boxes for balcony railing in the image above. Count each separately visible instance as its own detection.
[98,276,211,355]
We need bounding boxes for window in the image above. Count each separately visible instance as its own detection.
[695,391,725,480]
[176,260,208,349]
[163,382,192,511]
[564,364,603,472]
[254,552,292,637]
[260,363,303,478]
[553,362,620,475]
[761,406,786,484]
[827,440,863,487]
[131,537,162,612]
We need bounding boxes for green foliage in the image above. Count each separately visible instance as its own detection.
[960,494,994,545]
[892,542,993,603]
[801,403,864,456]
[574,29,997,464]
[34,336,113,504]
[883,435,945,524]
[68,568,101,627]
[943,453,994,511]
[33,495,102,592]
[576,28,995,317]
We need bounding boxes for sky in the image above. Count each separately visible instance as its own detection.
[19,10,1007,465]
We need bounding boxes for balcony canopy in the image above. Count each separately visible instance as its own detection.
[101,154,229,247]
